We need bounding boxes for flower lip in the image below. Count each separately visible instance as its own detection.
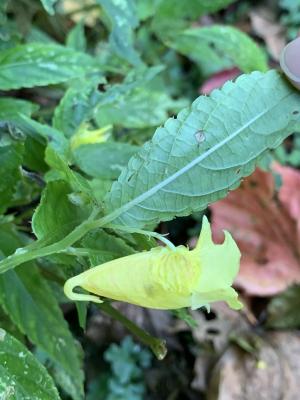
[280,37,300,87]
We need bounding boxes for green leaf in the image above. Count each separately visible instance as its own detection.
[267,285,300,329]
[168,25,268,74]
[82,230,135,265]
[53,66,163,137]
[66,21,87,52]
[40,0,58,15]
[32,180,92,242]
[0,224,84,399]
[96,0,141,66]
[0,136,24,214]
[0,329,61,399]
[94,78,187,128]
[136,0,162,20]
[104,70,300,229]
[152,0,237,35]
[0,43,99,90]
[275,132,300,167]
[53,77,104,138]
[73,142,138,179]
[0,97,38,121]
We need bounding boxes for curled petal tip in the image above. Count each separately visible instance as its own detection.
[64,276,103,304]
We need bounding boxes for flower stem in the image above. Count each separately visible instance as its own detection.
[97,302,167,360]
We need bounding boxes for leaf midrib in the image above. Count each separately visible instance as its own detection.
[103,90,292,224]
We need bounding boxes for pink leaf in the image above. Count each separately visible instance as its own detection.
[200,68,240,95]
[210,165,300,296]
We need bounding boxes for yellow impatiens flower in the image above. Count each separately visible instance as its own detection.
[64,217,243,311]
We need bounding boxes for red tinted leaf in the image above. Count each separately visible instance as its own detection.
[210,165,300,296]
[199,67,240,95]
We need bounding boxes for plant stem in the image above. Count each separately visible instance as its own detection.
[107,224,176,250]
[0,211,103,273]
[97,302,167,360]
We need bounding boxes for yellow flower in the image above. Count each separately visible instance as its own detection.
[64,217,242,311]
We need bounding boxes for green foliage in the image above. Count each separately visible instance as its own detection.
[275,134,300,167]
[168,25,268,75]
[0,329,60,399]
[66,21,87,52]
[87,336,152,400]
[0,132,24,214]
[279,0,300,39]
[0,43,99,90]
[40,0,58,15]
[0,223,84,398]
[267,285,300,329]
[0,0,299,397]
[96,0,141,66]
[73,142,139,179]
[152,0,237,34]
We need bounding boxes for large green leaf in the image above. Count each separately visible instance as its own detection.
[0,330,60,399]
[96,0,141,66]
[0,223,84,399]
[0,43,99,90]
[104,70,300,228]
[168,25,268,74]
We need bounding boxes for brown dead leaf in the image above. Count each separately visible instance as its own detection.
[250,7,286,60]
[210,165,300,296]
[207,332,300,400]
[185,305,249,393]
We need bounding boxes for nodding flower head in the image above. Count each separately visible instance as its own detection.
[64,217,242,311]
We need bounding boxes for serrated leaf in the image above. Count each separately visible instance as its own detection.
[40,0,58,15]
[73,142,138,179]
[96,0,141,66]
[167,25,268,74]
[104,71,300,229]
[0,224,84,399]
[0,330,61,400]
[0,43,99,90]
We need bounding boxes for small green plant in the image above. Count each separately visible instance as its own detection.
[87,336,151,400]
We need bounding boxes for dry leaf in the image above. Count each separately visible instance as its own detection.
[210,165,300,296]
[250,7,286,60]
[207,332,300,400]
